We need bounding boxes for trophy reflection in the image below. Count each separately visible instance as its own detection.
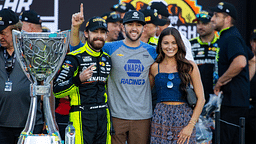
[12,30,69,144]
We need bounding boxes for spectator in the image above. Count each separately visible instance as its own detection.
[101,11,122,42]
[246,28,256,144]
[149,27,205,143]
[139,9,167,46]
[0,9,43,144]
[110,2,135,19]
[147,1,170,37]
[19,10,42,32]
[148,1,194,61]
[110,2,135,41]
[190,11,219,102]
[210,2,256,144]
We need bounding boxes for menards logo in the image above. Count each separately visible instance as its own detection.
[121,0,202,39]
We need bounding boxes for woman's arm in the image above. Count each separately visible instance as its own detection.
[189,60,205,121]
[178,60,205,144]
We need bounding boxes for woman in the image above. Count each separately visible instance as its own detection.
[149,27,205,144]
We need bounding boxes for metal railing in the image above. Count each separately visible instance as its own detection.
[214,111,245,144]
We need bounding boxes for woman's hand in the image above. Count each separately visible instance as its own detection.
[177,124,194,144]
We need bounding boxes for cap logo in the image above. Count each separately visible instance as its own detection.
[0,17,2,21]
[120,5,126,10]
[102,16,107,20]
[219,2,224,5]
[132,12,139,19]
[25,17,28,21]
[218,5,223,10]
[145,16,151,22]
[9,21,12,24]
[154,12,158,17]
[226,9,230,13]
[134,12,138,16]
[93,18,106,23]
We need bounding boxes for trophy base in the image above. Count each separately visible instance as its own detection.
[24,135,60,144]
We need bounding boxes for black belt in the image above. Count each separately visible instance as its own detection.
[70,104,108,112]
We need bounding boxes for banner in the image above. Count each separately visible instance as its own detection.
[121,0,202,39]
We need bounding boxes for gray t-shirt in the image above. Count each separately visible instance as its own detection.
[0,47,43,127]
[103,41,157,120]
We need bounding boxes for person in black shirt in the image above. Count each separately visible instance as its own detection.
[246,28,256,144]
[0,9,43,144]
[210,2,256,144]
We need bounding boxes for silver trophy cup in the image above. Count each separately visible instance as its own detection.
[12,30,69,144]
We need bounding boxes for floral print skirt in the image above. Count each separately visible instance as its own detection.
[151,103,196,144]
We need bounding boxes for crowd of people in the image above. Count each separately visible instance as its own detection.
[0,1,255,144]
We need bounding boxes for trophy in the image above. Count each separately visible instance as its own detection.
[12,30,69,144]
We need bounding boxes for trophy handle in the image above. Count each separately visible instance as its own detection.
[12,30,34,83]
[45,30,70,84]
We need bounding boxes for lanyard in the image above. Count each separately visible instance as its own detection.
[3,48,16,80]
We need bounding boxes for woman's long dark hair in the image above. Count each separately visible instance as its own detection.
[155,27,193,98]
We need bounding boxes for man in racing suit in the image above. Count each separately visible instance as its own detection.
[53,16,112,144]
[190,11,219,103]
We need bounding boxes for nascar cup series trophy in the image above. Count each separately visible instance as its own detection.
[12,30,69,144]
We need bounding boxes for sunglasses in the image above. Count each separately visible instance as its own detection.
[6,57,13,73]
[167,73,175,89]
[109,13,121,19]
[196,13,211,19]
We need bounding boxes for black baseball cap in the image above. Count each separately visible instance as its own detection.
[19,10,41,24]
[0,9,19,32]
[85,16,108,32]
[111,2,135,13]
[101,12,122,23]
[148,2,170,18]
[209,2,237,20]
[193,11,213,23]
[251,28,256,40]
[139,9,166,26]
[123,10,145,25]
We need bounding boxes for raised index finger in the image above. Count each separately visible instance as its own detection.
[80,3,84,15]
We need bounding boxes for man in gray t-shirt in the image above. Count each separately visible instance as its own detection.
[102,11,157,143]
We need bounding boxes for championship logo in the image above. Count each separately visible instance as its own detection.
[121,0,202,39]
[0,0,58,32]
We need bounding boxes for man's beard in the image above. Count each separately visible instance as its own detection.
[88,36,105,51]
[125,30,142,42]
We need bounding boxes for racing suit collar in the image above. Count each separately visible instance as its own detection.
[83,41,103,57]
[197,33,219,45]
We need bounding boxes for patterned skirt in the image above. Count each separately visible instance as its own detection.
[150,103,196,144]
